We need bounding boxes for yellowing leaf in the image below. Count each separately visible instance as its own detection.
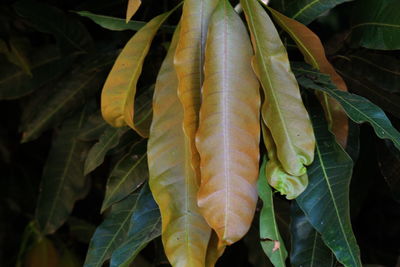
[262,124,308,199]
[205,232,226,267]
[24,238,59,267]
[241,0,315,176]
[174,0,217,184]
[126,0,141,23]
[267,7,349,148]
[101,8,176,137]
[148,26,211,267]
[196,0,260,246]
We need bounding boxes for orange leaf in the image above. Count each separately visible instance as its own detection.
[196,0,260,245]
[268,7,349,147]
[148,26,211,267]
[126,0,141,23]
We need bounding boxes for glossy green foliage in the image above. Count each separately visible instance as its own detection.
[294,63,400,151]
[296,103,361,267]
[351,0,400,50]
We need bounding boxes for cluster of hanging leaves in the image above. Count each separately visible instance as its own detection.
[2,0,400,266]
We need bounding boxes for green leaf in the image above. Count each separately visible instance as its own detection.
[84,192,140,267]
[67,217,96,244]
[0,46,74,100]
[101,141,148,212]
[110,183,161,267]
[0,37,32,76]
[350,0,400,50]
[293,62,400,151]
[241,0,315,177]
[84,127,128,175]
[258,156,288,267]
[14,0,93,53]
[35,107,91,234]
[296,101,362,267]
[21,53,115,142]
[75,11,175,33]
[290,202,335,267]
[78,111,110,142]
[273,0,353,25]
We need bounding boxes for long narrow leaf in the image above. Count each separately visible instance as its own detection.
[241,0,315,177]
[296,102,362,267]
[290,202,335,267]
[101,7,178,137]
[294,63,400,151]
[267,7,348,148]
[110,183,161,267]
[35,107,91,234]
[148,26,211,266]
[258,157,288,267]
[196,0,260,246]
[126,0,141,22]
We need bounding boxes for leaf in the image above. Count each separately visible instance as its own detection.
[290,202,335,267]
[293,63,400,151]
[14,0,93,53]
[67,217,96,244]
[0,46,74,100]
[241,0,315,176]
[258,157,288,267]
[78,111,110,142]
[350,0,400,50]
[24,238,60,267]
[83,193,139,267]
[109,183,161,267]
[276,0,353,25]
[267,7,348,148]
[21,53,114,142]
[296,101,362,267]
[1,37,32,76]
[126,0,141,23]
[75,11,176,33]
[84,127,128,175]
[205,232,226,267]
[101,141,148,212]
[174,0,217,185]
[147,26,211,266]
[261,124,308,199]
[196,0,260,246]
[35,107,91,234]
[101,7,178,137]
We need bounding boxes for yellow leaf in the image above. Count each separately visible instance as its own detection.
[174,0,218,185]
[126,0,141,23]
[267,7,349,148]
[241,0,315,176]
[205,232,226,267]
[148,26,211,267]
[101,8,176,137]
[196,0,260,245]
[262,124,308,199]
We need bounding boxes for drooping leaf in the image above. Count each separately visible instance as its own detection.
[296,101,362,267]
[110,183,161,267]
[174,0,217,186]
[293,63,400,151]
[350,0,400,50]
[273,0,353,25]
[290,202,335,267]
[258,157,288,267]
[147,26,211,266]
[241,0,315,176]
[35,107,91,234]
[75,11,175,33]
[21,53,114,142]
[67,217,96,244]
[101,141,148,212]
[101,7,178,137]
[78,111,111,142]
[267,7,348,148]
[84,127,128,175]
[0,46,74,100]
[205,232,226,267]
[126,0,141,23]
[14,0,93,53]
[84,193,139,267]
[196,0,260,246]
[261,124,308,199]
[0,37,32,76]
